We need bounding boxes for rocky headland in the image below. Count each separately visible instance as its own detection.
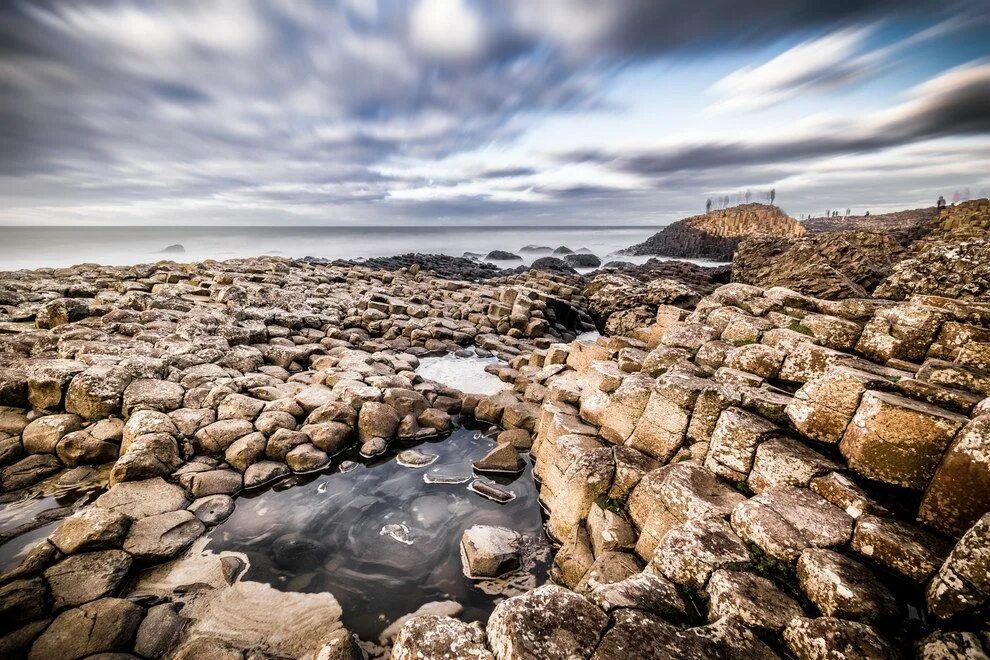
[622,203,807,261]
[0,206,988,659]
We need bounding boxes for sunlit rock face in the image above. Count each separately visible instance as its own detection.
[624,203,806,261]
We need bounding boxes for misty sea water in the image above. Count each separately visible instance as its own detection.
[0,225,727,270]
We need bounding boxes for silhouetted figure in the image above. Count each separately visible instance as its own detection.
[706,198,712,214]
[937,195,946,209]
[865,211,870,216]
[769,188,776,206]
[745,190,751,203]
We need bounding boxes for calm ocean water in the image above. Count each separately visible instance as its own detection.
[0,225,724,271]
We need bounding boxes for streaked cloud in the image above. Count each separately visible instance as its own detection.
[0,0,987,226]
[566,61,990,175]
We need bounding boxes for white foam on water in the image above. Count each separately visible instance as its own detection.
[415,353,511,395]
[379,523,414,545]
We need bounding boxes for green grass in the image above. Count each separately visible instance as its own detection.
[748,544,796,582]
[594,495,627,515]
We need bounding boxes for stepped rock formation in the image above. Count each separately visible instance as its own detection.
[623,203,806,261]
[392,281,990,658]
[804,207,938,241]
[929,198,990,237]
[732,231,904,299]
[875,199,990,302]
[876,238,990,302]
[584,260,729,336]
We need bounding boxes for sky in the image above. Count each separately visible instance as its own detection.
[1,0,989,227]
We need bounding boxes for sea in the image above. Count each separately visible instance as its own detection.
[0,225,726,271]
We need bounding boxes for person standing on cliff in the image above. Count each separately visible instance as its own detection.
[937,195,946,209]
[706,198,712,214]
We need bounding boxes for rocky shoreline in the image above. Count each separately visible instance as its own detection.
[0,207,988,659]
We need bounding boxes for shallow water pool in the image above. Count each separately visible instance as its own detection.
[414,353,511,395]
[204,422,549,641]
[0,472,106,572]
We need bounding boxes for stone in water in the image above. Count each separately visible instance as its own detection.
[397,449,438,468]
[469,478,516,503]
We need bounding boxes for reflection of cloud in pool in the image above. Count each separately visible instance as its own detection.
[415,354,510,395]
[203,424,550,641]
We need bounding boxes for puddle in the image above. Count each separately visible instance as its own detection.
[0,471,107,571]
[415,352,511,395]
[205,422,550,641]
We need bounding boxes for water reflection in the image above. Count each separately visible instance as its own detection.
[0,468,108,571]
[415,353,510,396]
[205,422,550,640]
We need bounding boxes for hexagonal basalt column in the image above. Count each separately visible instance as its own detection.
[839,391,967,490]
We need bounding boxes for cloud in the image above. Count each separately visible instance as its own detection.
[507,0,939,56]
[708,27,878,113]
[708,15,982,113]
[409,0,487,61]
[566,61,990,175]
[0,0,987,227]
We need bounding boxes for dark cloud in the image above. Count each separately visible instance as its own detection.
[479,167,538,179]
[516,0,941,56]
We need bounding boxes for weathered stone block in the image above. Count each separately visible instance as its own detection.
[747,436,841,494]
[786,366,890,444]
[486,585,608,660]
[707,569,803,631]
[783,617,897,660]
[801,313,862,351]
[598,373,652,445]
[919,415,990,536]
[704,407,779,481]
[839,391,967,490]
[796,548,896,621]
[724,344,785,379]
[851,514,950,582]
[651,517,750,588]
[856,304,946,364]
[731,487,853,561]
[629,463,746,561]
[926,512,990,619]
[626,390,690,462]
